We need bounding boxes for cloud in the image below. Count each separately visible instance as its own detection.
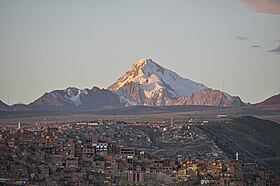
[236,36,248,40]
[242,0,280,14]
[268,44,280,53]
[251,45,261,48]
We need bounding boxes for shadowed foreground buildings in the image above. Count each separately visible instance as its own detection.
[0,122,279,185]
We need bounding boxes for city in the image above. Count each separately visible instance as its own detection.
[0,116,279,185]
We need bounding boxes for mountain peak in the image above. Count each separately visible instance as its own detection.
[108,58,208,106]
[128,58,156,72]
[132,58,148,66]
[133,58,154,65]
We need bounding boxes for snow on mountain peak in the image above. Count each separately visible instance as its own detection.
[121,58,206,96]
[63,87,88,106]
[132,58,148,66]
[108,58,208,106]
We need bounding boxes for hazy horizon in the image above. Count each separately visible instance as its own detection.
[1,0,279,105]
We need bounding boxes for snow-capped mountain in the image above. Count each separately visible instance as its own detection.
[1,58,247,111]
[108,58,207,106]
[108,58,247,107]
[28,87,124,111]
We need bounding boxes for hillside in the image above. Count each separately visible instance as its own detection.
[198,116,280,170]
[256,93,280,106]
[0,100,11,111]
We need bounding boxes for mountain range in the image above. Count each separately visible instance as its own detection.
[4,87,124,111]
[1,58,272,112]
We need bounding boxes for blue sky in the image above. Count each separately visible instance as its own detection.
[0,0,279,104]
